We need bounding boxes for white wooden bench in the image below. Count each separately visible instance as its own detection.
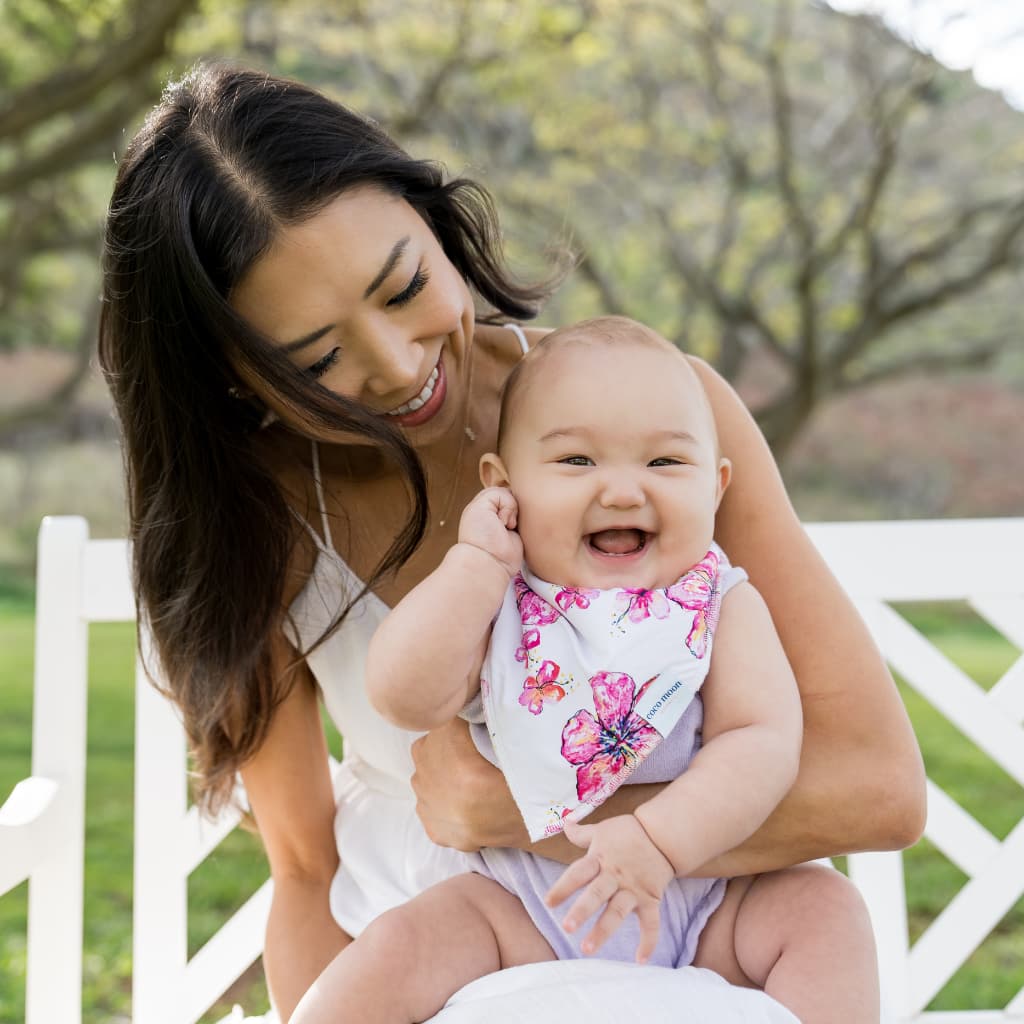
[2,515,1023,1023]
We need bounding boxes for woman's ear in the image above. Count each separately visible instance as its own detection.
[480,452,511,489]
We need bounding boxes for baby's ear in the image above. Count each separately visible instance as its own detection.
[715,457,732,510]
[479,452,511,488]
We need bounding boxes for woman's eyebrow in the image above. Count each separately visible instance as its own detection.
[363,235,410,298]
[281,235,412,352]
[283,324,334,353]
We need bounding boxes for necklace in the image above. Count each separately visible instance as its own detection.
[437,342,476,529]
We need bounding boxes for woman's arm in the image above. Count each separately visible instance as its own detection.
[634,582,802,876]
[240,647,349,1022]
[411,361,926,871]
[687,355,926,872]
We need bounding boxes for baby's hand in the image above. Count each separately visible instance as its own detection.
[545,815,674,964]
[458,486,523,579]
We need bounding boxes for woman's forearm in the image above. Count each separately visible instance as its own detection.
[415,652,925,872]
[263,874,351,1022]
[688,356,927,861]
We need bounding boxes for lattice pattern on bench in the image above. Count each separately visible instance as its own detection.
[806,519,1024,1022]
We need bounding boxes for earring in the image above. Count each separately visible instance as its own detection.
[260,409,278,429]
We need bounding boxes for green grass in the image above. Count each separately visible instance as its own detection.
[1,596,1022,1019]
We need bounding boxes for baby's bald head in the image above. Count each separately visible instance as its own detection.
[497,316,716,455]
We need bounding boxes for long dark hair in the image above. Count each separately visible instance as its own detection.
[99,62,553,813]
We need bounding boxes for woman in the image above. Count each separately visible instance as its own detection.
[99,63,925,1021]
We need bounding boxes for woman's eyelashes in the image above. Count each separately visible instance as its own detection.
[304,264,428,378]
[386,264,430,308]
[307,347,341,379]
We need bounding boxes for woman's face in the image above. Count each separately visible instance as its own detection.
[230,185,476,448]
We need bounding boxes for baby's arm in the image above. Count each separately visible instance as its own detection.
[367,487,523,731]
[547,581,801,958]
[633,580,803,874]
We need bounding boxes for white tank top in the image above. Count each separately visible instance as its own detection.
[284,323,533,795]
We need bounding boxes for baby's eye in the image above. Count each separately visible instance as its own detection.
[559,455,593,467]
[649,457,683,467]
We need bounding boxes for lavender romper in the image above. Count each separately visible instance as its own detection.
[466,555,748,969]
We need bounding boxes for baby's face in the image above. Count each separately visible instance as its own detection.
[486,341,729,590]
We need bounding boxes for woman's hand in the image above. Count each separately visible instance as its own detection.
[546,816,674,964]
[410,718,529,851]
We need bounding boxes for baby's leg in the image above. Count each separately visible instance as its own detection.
[291,871,555,1024]
[694,864,879,1024]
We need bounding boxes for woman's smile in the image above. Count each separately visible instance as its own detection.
[384,356,447,426]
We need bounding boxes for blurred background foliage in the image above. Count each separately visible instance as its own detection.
[2,2,1023,1020]
[1,0,1023,572]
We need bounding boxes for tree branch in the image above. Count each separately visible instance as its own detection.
[830,196,1024,376]
[875,195,1020,291]
[876,198,1024,327]
[693,0,752,189]
[0,0,197,141]
[836,340,1003,392]
[0,82,151,195]
[766,0,814,254]
[390,0,481,134]
[656,209,794,368]
[810,70,924,275]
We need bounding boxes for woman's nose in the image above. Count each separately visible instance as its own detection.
[359,329,423,398]
[598,471,646,510]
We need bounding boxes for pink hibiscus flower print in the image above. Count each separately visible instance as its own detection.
[514,627,541,666]
[554,586,600,612]
[519,659,566,715]
[665,550,721,659]
[514,573,559,627]
[560,672,661,803]
[614,587,671,627]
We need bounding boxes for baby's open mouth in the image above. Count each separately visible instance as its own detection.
[587,529,648,555]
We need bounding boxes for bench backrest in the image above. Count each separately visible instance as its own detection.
[810,519,1024,1022]
[4,515,1024,1023]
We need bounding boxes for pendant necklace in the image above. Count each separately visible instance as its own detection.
[437,344,476,529]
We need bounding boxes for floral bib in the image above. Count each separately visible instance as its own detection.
[474,543,738,841]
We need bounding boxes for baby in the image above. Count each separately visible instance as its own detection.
[292,317,879,1024]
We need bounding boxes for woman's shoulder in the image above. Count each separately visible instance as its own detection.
[474,321,555,361]
[518,324,556,348]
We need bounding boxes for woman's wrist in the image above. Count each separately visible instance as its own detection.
[411,718,527,851]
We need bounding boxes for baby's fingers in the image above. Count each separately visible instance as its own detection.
[545,856,599,910]
[633,899,661,964]
[559,869,620,934]
[493,488,518,529]
[579,890,637,956]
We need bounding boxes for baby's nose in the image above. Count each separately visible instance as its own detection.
[598,472,646,509]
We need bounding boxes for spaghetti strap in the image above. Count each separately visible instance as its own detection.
[310,439,335,551]
[502,322,530,356]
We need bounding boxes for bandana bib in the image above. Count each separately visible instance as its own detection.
[474,544,731,841]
